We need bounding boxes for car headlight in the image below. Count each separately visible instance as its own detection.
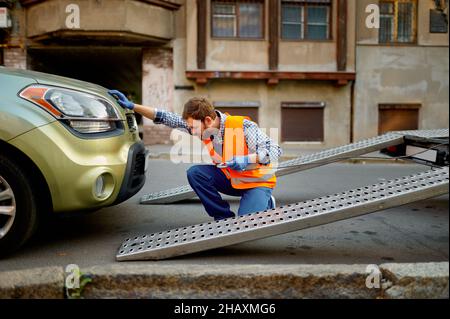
[19,85,122,134]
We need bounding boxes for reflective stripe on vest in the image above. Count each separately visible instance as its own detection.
[202,115,277,189]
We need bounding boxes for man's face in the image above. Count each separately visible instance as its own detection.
[186,116,215,140]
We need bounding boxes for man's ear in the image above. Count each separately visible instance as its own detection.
[204,116,213,127]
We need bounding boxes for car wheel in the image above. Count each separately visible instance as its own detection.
[0,154,39,257]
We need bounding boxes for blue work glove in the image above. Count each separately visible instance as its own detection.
[108,89,135,110]
[226,156,250,171]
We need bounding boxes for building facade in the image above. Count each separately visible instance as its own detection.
[354,0,449,141]
[0,0,448,150]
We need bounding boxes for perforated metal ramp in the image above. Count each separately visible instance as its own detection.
[118,166,449,261]
[140,129,449,204]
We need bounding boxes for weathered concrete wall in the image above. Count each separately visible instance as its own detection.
[279,0,356,72]
[142,48,174,145]
[188,80,351,149]
[172,1,197,134]
[354,0,449,140]
[354,46,449,141]
[187,0,355,72]
[26,0,174,40]
[179,0,353,148]
[3,5,27,69]
[417,1,450,45]
[207,0,268,71]
[170,79,351,149]
[279,42,337,72]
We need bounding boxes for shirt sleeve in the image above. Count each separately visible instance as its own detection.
[243,119,283,165]
[153,109,191,134]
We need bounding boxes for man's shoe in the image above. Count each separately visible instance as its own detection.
[268,195,276,209]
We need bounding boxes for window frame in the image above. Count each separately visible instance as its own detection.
[378,0,418,45]
[211,0,266,40]
[280,0,333,42]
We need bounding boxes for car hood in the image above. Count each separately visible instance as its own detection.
[1,67,108,95]
[0,67,123,113]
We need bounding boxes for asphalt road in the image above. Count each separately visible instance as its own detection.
[0,160,448,271]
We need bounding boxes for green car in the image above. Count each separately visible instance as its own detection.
[0,66,147,256]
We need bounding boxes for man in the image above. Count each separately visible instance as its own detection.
[108,90,282,221]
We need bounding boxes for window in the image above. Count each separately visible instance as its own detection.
[379,0,417,44]
[214,101,260,123]
[281,102,325,142]
[281,0,331,40]
[212,1,264,39]
[378,104,420,134]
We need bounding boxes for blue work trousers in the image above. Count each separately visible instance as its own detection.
[187,165,273,220]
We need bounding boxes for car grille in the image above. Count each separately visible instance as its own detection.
[133,153,145,179]
[126,114,137,132]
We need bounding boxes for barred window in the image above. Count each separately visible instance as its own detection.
[281,0,331,40]
[379,0,417,44]
[212,1,264,39]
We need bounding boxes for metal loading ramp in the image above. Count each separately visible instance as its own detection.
[140,129,449,205]
[117,166,449,261]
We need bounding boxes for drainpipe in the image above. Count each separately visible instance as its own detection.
[350,79,355,143]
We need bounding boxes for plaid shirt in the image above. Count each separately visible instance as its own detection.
[154,109,282,164]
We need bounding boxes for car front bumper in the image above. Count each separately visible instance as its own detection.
[113,141,147,205]
[8,119,146,212]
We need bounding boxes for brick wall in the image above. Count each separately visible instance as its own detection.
[3,47,26,69]
[143,124,173,145]
[142,47,175,145]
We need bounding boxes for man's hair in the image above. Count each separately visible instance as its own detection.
[182,97,217,121]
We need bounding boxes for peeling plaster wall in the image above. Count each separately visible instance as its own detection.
[26,0,174,40]
[190,80,351,149]
[186,0,355,72]
[142,48,175,145]
[354,46,449,141]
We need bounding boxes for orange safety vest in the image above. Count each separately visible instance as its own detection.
[203,115,277,190]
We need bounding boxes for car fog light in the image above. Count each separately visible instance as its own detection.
[93,173,114,200]
[95,175,105,198]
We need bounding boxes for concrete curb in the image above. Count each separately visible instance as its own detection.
[0,262,447,299]
[81,264,378,299]
[0,266,64,299]
[380,263,449,299]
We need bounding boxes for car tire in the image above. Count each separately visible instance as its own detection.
[0,153,39,257]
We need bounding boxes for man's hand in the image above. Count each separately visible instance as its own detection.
[108,90,135,110]
[226,156,250,171]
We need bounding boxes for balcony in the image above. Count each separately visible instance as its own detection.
[22,0,180,45]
